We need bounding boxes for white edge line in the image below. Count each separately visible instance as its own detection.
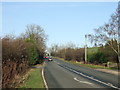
[42,63,49,90]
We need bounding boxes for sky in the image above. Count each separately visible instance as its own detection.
[1,2,118,48]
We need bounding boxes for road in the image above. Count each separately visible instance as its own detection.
[44,58,119,89]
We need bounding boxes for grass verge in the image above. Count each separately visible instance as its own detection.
[20,65,45,88]
[54,57,114,70]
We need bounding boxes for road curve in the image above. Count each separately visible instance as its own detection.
[44,58,119,89]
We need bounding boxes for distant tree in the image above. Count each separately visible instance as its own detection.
[49,44,59,56]
[65,42,76,49]
[74,48,85,62]
[50,42,85,62]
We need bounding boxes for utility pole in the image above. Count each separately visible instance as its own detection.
[85,35,87,63]
[118,1,120,69]
[118,1,120,44]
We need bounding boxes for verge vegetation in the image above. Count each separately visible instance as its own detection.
[50,9,119,70]
[54,57,116,70]
[2,24,47,88]
[20,65,45,88]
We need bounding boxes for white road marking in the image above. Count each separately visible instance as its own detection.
[74,77,94,85]
[63,65,119,89]
[42,62,49,90]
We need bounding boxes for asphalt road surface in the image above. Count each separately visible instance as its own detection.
[44,58,119,89]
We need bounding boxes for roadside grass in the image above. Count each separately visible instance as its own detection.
[20,64,45,88]
[87,47,98,55]
[54,57,65,61]
[78,63,111,69]
[54,57,114,70]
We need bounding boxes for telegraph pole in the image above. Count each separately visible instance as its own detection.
[118,1,120,44]
[85,35,87,63]
[118,1,120,69]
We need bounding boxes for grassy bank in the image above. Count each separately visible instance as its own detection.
[20,65,45,88]
[87,47,98,55]
[54,57,114,70]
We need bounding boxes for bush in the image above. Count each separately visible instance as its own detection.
[2,24,47,88]
[99,44,118,63]
[51,46,85,62]
[73,48,85,62]
[27,46,39,65]
[88,52,108,64]
[65,48,73,60]
[2,36,29,88]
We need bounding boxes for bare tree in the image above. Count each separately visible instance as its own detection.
[88,9,120,69]
[49,44,59,56]
[24,24,47,51]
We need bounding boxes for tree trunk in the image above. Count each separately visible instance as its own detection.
[117,55,120,70]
